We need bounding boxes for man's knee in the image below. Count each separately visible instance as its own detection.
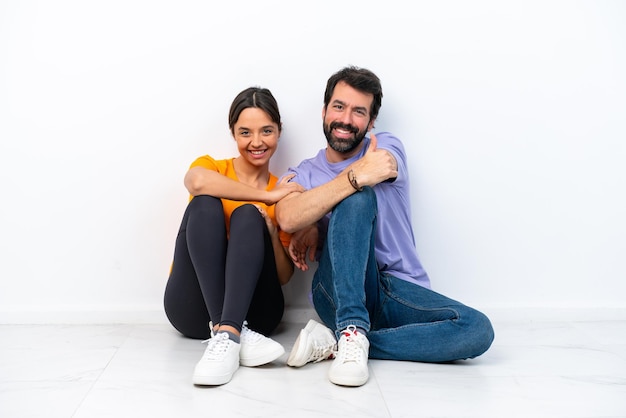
[335,186,377,214]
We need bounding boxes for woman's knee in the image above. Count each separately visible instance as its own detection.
[231,203,261,220]
[230,204,265,232]
[188,195,223,216]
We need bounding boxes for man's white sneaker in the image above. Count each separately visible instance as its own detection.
[192,332,240,386]
[328,325,369,387]
[239,321,285,367]
[287,319,337,367]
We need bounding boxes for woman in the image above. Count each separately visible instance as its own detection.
[164,87,303,386]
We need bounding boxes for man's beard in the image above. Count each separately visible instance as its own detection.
[323,121,367,153]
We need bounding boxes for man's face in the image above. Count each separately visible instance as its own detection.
[323,81,374,154]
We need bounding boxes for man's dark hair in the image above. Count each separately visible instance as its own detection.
[323,66,383,121]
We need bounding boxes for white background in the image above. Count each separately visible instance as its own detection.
[1,0,624,322]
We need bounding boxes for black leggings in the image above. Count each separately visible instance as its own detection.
[164,195,284,339]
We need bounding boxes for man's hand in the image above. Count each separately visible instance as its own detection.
[349,133,398,188]
[288,224,319,271]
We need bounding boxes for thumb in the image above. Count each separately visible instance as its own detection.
[280,173,296,184]
[366,133,377,153]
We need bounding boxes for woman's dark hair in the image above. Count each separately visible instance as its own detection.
[323,66,383,121]
[228,87,282,134]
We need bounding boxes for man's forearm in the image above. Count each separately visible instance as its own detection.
[276,172,356,233]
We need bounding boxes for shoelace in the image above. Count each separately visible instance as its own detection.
[209,320,260,343]
[200,332,231,360]
[310,341,336,362]
[240,321,264,344]
[338,326,365,364]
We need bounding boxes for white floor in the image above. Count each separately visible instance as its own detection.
[1,315,625,418]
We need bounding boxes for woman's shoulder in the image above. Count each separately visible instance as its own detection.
[189,155,234,172]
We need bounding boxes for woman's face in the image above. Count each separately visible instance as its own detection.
[233,107,280,168]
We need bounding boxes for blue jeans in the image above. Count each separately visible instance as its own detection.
[312,187,494,362]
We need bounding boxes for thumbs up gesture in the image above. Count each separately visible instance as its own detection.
[365,132,378,153]
[348,133,398,188]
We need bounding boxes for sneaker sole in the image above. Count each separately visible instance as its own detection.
[328,371,369,387]
[240,345,285,367]
[193,371,235,386]
[286,330,311,367]
[286,319,323,367]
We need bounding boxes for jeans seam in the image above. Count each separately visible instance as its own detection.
[380,280,461,325]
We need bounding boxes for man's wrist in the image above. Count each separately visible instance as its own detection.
[347,169,363,191]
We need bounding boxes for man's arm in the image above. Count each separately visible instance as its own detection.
[276,133,398,233]
[275,171,356,233]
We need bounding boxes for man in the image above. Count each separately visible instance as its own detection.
[276,66,494,387]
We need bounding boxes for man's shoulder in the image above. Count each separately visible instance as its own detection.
[374,132,406,154]
[375,131,402,144]
[279,148,324,180]
[293,148,326,169]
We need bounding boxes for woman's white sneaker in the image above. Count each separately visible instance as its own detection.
[287,319,337,367]
[328,325,369,387]
[239,321,285,367]
[192,332,240,386]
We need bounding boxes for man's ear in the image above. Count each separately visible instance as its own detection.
[367,118,376,132]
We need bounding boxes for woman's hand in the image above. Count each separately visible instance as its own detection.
[254,205,278,236]
[263,174,304,205]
